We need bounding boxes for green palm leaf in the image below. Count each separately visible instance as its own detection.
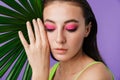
[0,0,43,79]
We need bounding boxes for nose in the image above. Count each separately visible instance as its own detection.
[55,30,66,44]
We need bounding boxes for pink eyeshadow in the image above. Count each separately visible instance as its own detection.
[65,24,78,30]
[45,23,56,29]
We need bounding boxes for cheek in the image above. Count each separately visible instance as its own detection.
[71,37,83,47]
[67,32,84,50]
[47,33,55,47]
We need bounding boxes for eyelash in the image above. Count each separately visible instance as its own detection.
[66,27,78,32]
[45,24,78,32]
[46,28,55,32]
[44,25,55,32]
[46,28,77,32]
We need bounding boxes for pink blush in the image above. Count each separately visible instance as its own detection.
[45,23,56,29]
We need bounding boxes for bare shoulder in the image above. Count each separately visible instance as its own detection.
[78,62,113,80]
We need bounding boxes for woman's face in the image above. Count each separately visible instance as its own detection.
[43,2,91,61]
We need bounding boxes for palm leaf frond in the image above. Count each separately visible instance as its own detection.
[0,0,43,79]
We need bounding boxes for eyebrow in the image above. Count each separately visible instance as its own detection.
[64,19,79,24]
[44,19,79,24]
[44,19,55,23]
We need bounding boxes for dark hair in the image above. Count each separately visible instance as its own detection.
[43,0,105,64]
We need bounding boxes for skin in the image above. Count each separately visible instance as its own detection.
[19,19,50,80]
[19,1,113,80]
[44,2,91,62]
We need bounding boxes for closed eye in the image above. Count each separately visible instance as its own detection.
[66,27,78,32]
[45,27,55,32]
[65,24,78,32]
[44,23,56,32]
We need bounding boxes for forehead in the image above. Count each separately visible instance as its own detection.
[43,2,84,22]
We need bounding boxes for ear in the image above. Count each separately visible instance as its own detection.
[84,22,92,37]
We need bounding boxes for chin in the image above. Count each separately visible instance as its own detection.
[52,54,71,62]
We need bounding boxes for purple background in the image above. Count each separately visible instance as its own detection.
[51,0,120,80]
[1,0,120,80]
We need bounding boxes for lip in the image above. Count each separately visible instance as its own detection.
[54,48,68,54]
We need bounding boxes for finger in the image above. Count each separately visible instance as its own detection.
[18,31,29,48]
[37,18,48,45]
[26,21,35,44]
[32,19,41,42]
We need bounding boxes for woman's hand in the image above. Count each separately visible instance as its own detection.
[18,18,50,80]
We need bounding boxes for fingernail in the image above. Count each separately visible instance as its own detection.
[32,19,35,22]
[37,18,40,21]
[18,31,21,34]
[26,21,29,24]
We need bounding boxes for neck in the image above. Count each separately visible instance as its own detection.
[60,51,84,68]
[58,50,94,76]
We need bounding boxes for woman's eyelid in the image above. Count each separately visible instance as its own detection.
[44,22,79,32]
[44,22,56,29]
[65,23,78,30]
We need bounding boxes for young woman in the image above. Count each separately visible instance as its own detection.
[18,0,114,80]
